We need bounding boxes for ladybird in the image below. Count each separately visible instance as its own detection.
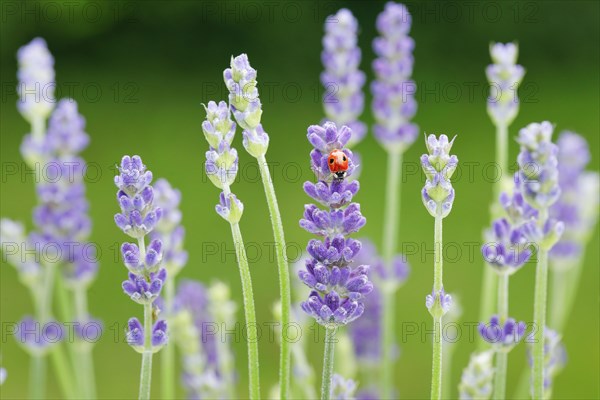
[328,149,349,179]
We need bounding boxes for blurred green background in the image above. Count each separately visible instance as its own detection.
[1,1,598,399]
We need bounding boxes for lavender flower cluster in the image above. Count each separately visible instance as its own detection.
[486,43,525,127]
[114,156,168,351]
[321,8,366,147]
[299,122,373,326]
[371,2,418,152]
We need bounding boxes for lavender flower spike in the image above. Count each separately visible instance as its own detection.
[223,54,269,157]
[224,54,293,398]
[321,8,366,147]
[114,155,166,400]
[421,134,458,400]
[371,2,418,152]
[300,122,372,399]
[201,99,260,398]
[517,122,564,400]
[550,132,597,263]
[17,38,55,125]
[421,134,458,219]
[487,43,525,127]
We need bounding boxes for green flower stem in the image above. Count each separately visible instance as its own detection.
[381,149,402,399]
[29,262,57,399]
[430,215,444,400]
[161,277,176,400]
[139,301,154,400]
[229,220,261,399]
[549,259,580,332]
[256,153,291,400]
[54,274,82,398]
[50,345,77,399]
[137,238,154,400]
[30,354,45,400]
[320,326,336,400]
[74,286,96,399]
[531,208,549,400]
[493,273,509,400]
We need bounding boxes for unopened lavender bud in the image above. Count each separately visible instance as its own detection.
[486,42,524,127]
[202,100,236,149]
[242,124,270,157]
[426,287,452,318]
[224,54,263,131]
[17,38,55,124]
[421,134,458,218]
[205,146,239,189]
[216,192,244,224]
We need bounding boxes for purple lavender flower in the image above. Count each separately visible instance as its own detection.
[479,315,526,348]
[499,174,539,225]
[482,218,532,274]
[17,38,55,124]
[114,156,163,239]
[306,122,357,182]
[517,122,561,210]
[114,155,168,358]
[421,134,458,218]
[171,280,235,399]
[299,122,372,327]
[550,132,599,261]
[486,43,525,127]
[321,8,366,147]
[126,318,168,353]
[371,2,418,152]
[15,317,63,355]
[122,269,167,304]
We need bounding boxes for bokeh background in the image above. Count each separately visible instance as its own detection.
[1,1,598,399]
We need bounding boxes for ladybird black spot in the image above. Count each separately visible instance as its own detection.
[329,158,334,164]
[342,156,347,161]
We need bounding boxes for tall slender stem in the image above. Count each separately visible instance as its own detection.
[320,326,336,400]
[494,273,509,400]
[229,221,261,399]
[30,354,45,400]
[29,263,56,399]
[256,153,291,399]
[50,345,77,399]
[532,243,549,399]
[381,149,402,399]
[431,316,443,400]
[139,302,153,400]
[161,277,175,400]
[430,215,444,400]
[74,287,96,399]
